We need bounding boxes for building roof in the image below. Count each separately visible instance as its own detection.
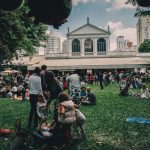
[67,18,110,36]
[12,56,150,70]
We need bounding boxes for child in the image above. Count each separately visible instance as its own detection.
[57,92,76,124]
[12,83,18,99]
[57,92,76,145]
[80,87,87,98]
[37,94,48,121]
[57,92,85,140]
[79,87,87,104]
[75,109,86,139]
[82,87,96,105]
[25,87,30,100]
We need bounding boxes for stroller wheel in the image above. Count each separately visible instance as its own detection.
[10,137,27,150]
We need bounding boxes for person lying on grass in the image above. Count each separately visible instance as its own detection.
[81,87,96,105]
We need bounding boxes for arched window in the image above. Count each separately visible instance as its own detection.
[97,38,106,52]
[84,38,93,52]
[72,39,80,52]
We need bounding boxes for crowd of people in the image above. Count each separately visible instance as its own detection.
[0,66,150,147]
[0,74,29,100]
[27,65,96,147]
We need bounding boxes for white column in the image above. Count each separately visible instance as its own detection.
[81,38,84,56]
[107,37,110,53]
[94,38,97,56]
[68,39,72,57]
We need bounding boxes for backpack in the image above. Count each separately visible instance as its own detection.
[58,101,76,124]
[75,109,86,124]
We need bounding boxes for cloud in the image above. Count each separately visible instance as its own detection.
[105,0,135,12]
[72,0,135,12]
[72,0,112,5]
[105,0,111,2]
[105,21,137,50]
[72,0,98,5]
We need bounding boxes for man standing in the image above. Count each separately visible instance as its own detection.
[40,65,47,92]
[98,71,104,89]
[67,71,81,104]
[28,67,42,128]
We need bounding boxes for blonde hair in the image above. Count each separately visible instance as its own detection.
[87,87,91,92]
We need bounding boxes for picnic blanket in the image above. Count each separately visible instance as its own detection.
[0,129,14,136]
[126,117,150,124]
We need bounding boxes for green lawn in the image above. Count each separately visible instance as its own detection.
[0,84,150,150]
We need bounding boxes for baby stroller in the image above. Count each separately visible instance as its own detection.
[10,119,75,150]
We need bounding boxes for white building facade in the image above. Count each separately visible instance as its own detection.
[67,18,111,57]
[137,16,150,47]
[144,26,150,39]
[117,36,125,50]
[45,31,61,56]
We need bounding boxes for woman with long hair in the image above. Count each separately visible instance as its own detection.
[45,71,63,106]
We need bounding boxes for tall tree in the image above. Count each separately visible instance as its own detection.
[138,39,150,53]
[0,5,48,64]
[126,0,150,17]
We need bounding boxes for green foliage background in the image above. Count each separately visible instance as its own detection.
[138,39,150,53]
[0,4,48,64]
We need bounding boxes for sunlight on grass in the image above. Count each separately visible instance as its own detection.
[0,84,150,150]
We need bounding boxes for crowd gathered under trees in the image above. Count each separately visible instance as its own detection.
[0,66,150,147]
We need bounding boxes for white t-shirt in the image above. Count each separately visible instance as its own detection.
[28,74,42,95]
[67,74,80,91]
[12,86,17,92]
[141,88,150,99]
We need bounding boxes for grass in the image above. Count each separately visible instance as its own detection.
[0,83,150,150]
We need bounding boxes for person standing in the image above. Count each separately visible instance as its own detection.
[45,71,63,106]
[89,73,94,85]
[98,71,104,89]
[67,71,81,104]
[40,65,47,93]
[94,73,98,85]
[28,67,42,128]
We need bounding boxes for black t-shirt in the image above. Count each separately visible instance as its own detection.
[87,92,96,104]
[40,72,46,91]
[47,80,63,100]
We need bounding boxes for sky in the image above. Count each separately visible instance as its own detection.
[46,0,138,52]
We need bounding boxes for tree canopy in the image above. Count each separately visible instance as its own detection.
[0,5,48,64]
[126,0,150,17]
[138,39,150,53]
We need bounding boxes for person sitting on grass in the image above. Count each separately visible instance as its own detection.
[12,83,18,99]
[140,84,150,99]
[6,89,13,98]
[81,87,96,105]
[80,87,86,97]
[80,87,87,102]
